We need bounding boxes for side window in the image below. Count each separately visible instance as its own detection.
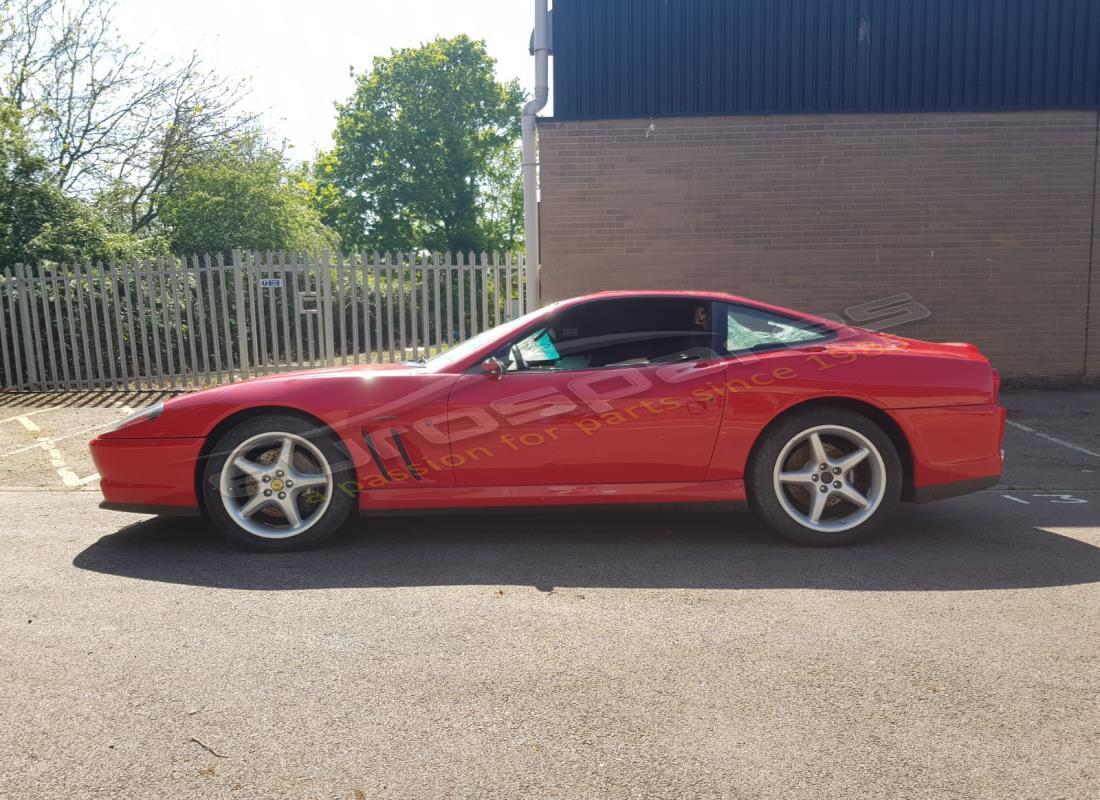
[501,298,721,371]
[506,327,564,370]
[722,304,830,355]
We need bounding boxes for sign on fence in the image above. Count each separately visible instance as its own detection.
[0,250,528,392]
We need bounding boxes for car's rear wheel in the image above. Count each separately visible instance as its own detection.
[201,414,355,551]
[747,408,902,546]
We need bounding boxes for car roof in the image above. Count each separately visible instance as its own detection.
[559,289,748,303]
[549,290,841,329]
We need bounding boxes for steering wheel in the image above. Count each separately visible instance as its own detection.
[510,344,527,371]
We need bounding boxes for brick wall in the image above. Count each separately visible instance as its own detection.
[537,111,1100,378]
[1089,163,1100,378]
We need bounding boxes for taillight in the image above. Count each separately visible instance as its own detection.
[991,368,1001,401]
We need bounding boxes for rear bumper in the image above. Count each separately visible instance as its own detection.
[909,474,999,503]
[89,435,204,512]
[888,403,1004,500]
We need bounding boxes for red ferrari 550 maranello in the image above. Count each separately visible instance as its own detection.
[90,290,1004,550]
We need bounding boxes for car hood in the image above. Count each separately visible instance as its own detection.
[97,363,456,439]
[230,362,427,382]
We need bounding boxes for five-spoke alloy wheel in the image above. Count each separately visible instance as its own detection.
[219,432,333,538]
[202,414,354,551]
[748,408,902,546]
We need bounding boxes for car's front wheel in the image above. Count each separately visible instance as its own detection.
[201,414,355,551]
[748,408,902,546]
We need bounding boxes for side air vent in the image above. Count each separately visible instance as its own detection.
[362,429,422,482]
[362,431,392,481]
[391,431,422,481]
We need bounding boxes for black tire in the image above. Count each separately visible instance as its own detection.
[747,407,903,546]
[201,413,355,551]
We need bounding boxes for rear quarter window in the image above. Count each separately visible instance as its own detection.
[722,304,832,355]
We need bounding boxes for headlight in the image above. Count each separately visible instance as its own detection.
[101,401,164,434]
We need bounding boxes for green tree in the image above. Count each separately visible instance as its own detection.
[0,101,157,269]
[161,135,338,256]
[3,0,253,214]
[478,142,524,253]
[320,35,524,253]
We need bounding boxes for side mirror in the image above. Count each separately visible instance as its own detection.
[480,357,505,377]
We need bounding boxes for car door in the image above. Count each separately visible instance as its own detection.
[443,297,729,487]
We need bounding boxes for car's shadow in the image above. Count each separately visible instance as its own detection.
[72,500,1100,592]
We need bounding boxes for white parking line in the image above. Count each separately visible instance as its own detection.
[1,418,125,458]
[1000,491,1092,505]
[1006,420,1100,458]
[0,408,56,425]
[34,434,97,487]
[0,407,131,489]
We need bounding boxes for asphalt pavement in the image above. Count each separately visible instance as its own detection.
[0,389,1097,799]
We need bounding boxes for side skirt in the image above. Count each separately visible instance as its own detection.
[357,479,747,513]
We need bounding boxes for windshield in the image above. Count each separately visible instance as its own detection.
[424,305,552,371]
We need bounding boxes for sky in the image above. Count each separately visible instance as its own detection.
[113,0,541,161]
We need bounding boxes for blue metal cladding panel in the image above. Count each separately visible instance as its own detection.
[551,0,1100,119]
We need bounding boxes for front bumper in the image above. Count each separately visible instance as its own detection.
[89,435,205,512]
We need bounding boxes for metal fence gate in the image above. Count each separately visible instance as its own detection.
[0,250,528,391]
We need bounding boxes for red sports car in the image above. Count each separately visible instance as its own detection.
[90,291,1004,550]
